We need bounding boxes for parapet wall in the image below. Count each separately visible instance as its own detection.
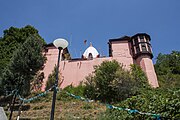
[59,57,111,88]
[41,49,134,90]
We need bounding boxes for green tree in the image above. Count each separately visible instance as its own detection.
[31,72,44,92]
[155,51,180,75]
[155,51,180,88]
[1,34,45,96]
[130,64,149,89]
[84,60,148,103]
[99,88,180,120]
[0,25,45,76]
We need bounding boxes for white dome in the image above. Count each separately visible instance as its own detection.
[83,44,99,59]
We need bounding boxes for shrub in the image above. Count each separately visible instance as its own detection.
[98,88,180,120]
[63,83,85,97]
[84,60,148,103]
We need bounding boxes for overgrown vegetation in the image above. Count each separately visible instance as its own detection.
[31,72,44,92]
[94,52,180,119]
[155,51,180,88]
[45,65,65,91]
[45,66,57,91]
[84,60,149,103]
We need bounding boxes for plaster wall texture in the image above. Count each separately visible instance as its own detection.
[41,51,112,90]
[59,57,112,88]
[42,50,134,90]
[41,48,59,91]
[136,55,159,87]
[111,41,134,70]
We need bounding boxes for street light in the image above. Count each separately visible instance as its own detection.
[50,38,68,120]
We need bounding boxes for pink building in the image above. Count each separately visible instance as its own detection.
[41,33,159,90]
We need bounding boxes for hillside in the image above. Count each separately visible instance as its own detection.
[4,91,106,120]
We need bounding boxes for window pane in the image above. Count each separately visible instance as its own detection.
[139,35,144,39]
[139,36,145,42]
[136,46,140,53]
[141,44,147,52]
[140,38,145,42]
[134,37,138,45]
[148,45,152,53]
[145,36,149,42]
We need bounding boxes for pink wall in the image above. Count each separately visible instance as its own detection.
[41,47,59,91]
[111,41,134,70]
[59,57,112,88]
[41,48,113,90]
[136,55,159,87]
[42,39,159,91]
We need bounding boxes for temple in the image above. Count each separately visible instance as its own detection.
[41,33,159,90]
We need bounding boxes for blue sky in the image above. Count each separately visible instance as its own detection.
[0,0,180,61]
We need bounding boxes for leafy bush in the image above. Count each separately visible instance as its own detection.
[130,64,149,89]
[31,72,44,92]
[45,66,57,91]
[84,60,149,103]
[99,88,180,120]
[63,83,85,97]
[155,51,180,88]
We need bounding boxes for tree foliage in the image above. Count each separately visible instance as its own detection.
[99,88,180,120]
[45,66,57,91]
[0,25,45,76]
[31,72,44,92]
[45,66,64,91]
[1,34,45,96]
[98,51,180,119]
[84,60,149,103]
[155,51,180,88]
[155,51,180,75]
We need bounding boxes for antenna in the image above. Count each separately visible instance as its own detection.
[70,33,72,47]
[98,47,102,57]
[80,49,82,58]
[74,48,77,58]
[69,33,73,58]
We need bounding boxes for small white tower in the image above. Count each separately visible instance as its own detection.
[82,43,99,59]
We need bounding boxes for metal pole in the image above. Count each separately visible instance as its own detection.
[9,91,17,120]
[50,47,62,120]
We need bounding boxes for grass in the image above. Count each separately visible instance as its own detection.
[4,91,106,120]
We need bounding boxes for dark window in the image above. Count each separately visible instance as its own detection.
[146,39,149,43]
[136,46,140,53]
[109,43,112,57]
[145,36,149,43]
[88,53,93,59]
[131,47,134,53]
[139,36,145,42]
[134,37,138,45]
[132,39,135,45]
[45,49,48,53]
[148,45,152,53]
[141,43,147,52]
[140,39,145,42]
[139,35,144,39]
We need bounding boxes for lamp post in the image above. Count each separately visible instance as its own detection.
[50,38,68,120]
